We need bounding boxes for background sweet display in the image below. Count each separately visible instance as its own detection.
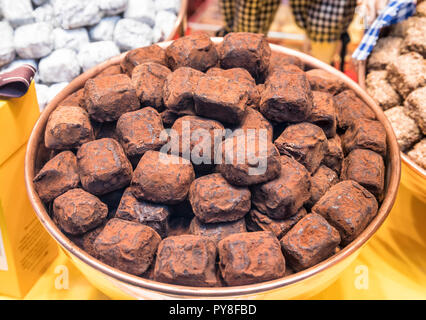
[0,0,181,110]
[365,3,426,171]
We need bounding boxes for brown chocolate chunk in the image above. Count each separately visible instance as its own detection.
[189,217,247,243]
[307,165,339,208]
[165,32,218,72]
[308,91,337,138]
[81,223,105,258]
[238,107,273,141]
[342,119,387,157]
[163,67,203,113]
[218,132,281,186]
[96,65,122,78]
[53,188,108,235]
[121,44,167,76]
[334,90,376,130]
[246,207,307,239]
[189,173,251,223]
[323,135,344,173]
[160,109,179,127]
[59,88,85,108]
[274,122,327,173]
[33,151,80,202]
[131,62,171,110]
[280,213,340,271]
[84,74,140,122]
[306,69,346,95]
[77,138,133,195]
[154,235,218,286]
[312,180,378,245]
[94,218,161,275]
[116,107,165,159]
[131,150,195,204]
[268,51,304,74]
[252,155,310,219]
[219,32,271,80]
[44,105,94,149]
[341,149,385,200]
[116,188,170,238]
[218,231,286,286]
[194,76,249,124]
[260,67,313,123]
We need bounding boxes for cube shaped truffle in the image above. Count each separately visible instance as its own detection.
[121,44,167,76]
[188,173,251,223]
[268,51,304,74]
[274,122,327,173]
[131,150,195,204]
[341,149,385,200]
[334,90,376,130]
[45,106,94,149]
[404,86,426,135]
[80,224,105,258]
[165,32,218,72]
[252,155,310,219]
[308,91,337,138]
[280,213,340,271]
[84,74,140,122]
[154,235,218,287]
[189,217,247,243]
[367,37,402,70]
[116,188,171,238]
[116,107,165,159]
[218,231,285,286]
[384,106,421,151]
[246,207,307,239]
[59,88,85,108]
[194,76,249,124]
[307,165,339,208]
[131,62,171,110]
[238,107,273,141]
[94,218,161,275]
[163,67,203,113]
[220,32,271,80]
[260,68,313,123]
[306,69,346,95]
[342,119,387,157]
[33,151,80,202]
[53,188,108,235]
[387,52,426,98]
[407,138,426,170]
[218,132,281,186]
[312,180,378,245]
[322,135,344,173]
[366,70,401,110]
[77,138,133,195]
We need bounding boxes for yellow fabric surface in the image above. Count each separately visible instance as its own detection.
[0,184,425,300]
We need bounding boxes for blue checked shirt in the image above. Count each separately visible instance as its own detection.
[353,0,417,61]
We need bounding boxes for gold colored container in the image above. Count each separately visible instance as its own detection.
[357,60,426,203]
[25,39,401,300]
[166,0,188,41]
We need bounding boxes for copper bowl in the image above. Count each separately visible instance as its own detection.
[25,39,401,299]
[166,0,188,41]
[357,60,426,202]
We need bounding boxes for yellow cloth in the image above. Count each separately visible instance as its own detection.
[0,184,425,300]
[309,41,338,65]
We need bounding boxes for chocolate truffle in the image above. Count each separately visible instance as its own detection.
[252,155,311,219]
[44,105,94,149]
[334,90,375,130]
[189,217,247,243]
[384,106,421,151]
[312,180,378,245]
[307,165,339,208]
[280,213,340,271]
[94,218,161,275]
[33,151,80,202]
[131,150,195,204]
[77,138,133,195]
[274,122,327,173]
[84,74,140,122]
[404,86,426,135]
[306,69,347,95]
[59,88,85,108]
[322,135,344,173]
[53,188,108,235]
[154,235,218,286]
[121,44,167,76]
[81,223,105,258]
[268,51,304,73]
[308,91,337,138]
[366,70,401,110]
[238,107,273,141]
[367,37,402,70]
[218,231,285,286]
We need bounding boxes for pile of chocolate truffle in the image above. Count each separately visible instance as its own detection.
[34,32,387,287]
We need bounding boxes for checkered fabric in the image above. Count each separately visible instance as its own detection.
[352,0,416,60]
[219,0,281,34]
[290,0,357,42]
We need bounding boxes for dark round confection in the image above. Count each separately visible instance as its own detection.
[308,91,337,138]
[53,188,108,235]
[121,44,167,76]
[165,32,219,72]
[322,135,344,173]
[189,217,247,243]
[131,150,195,204]
[189,173,251,223]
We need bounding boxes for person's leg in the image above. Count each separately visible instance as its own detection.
[258,0,281,34]
[234,0,259,33]
[219,0,236,34]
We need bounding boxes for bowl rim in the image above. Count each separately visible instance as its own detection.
[166,0,188,41]
[357,60,426,181]
[25,38,401,297]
